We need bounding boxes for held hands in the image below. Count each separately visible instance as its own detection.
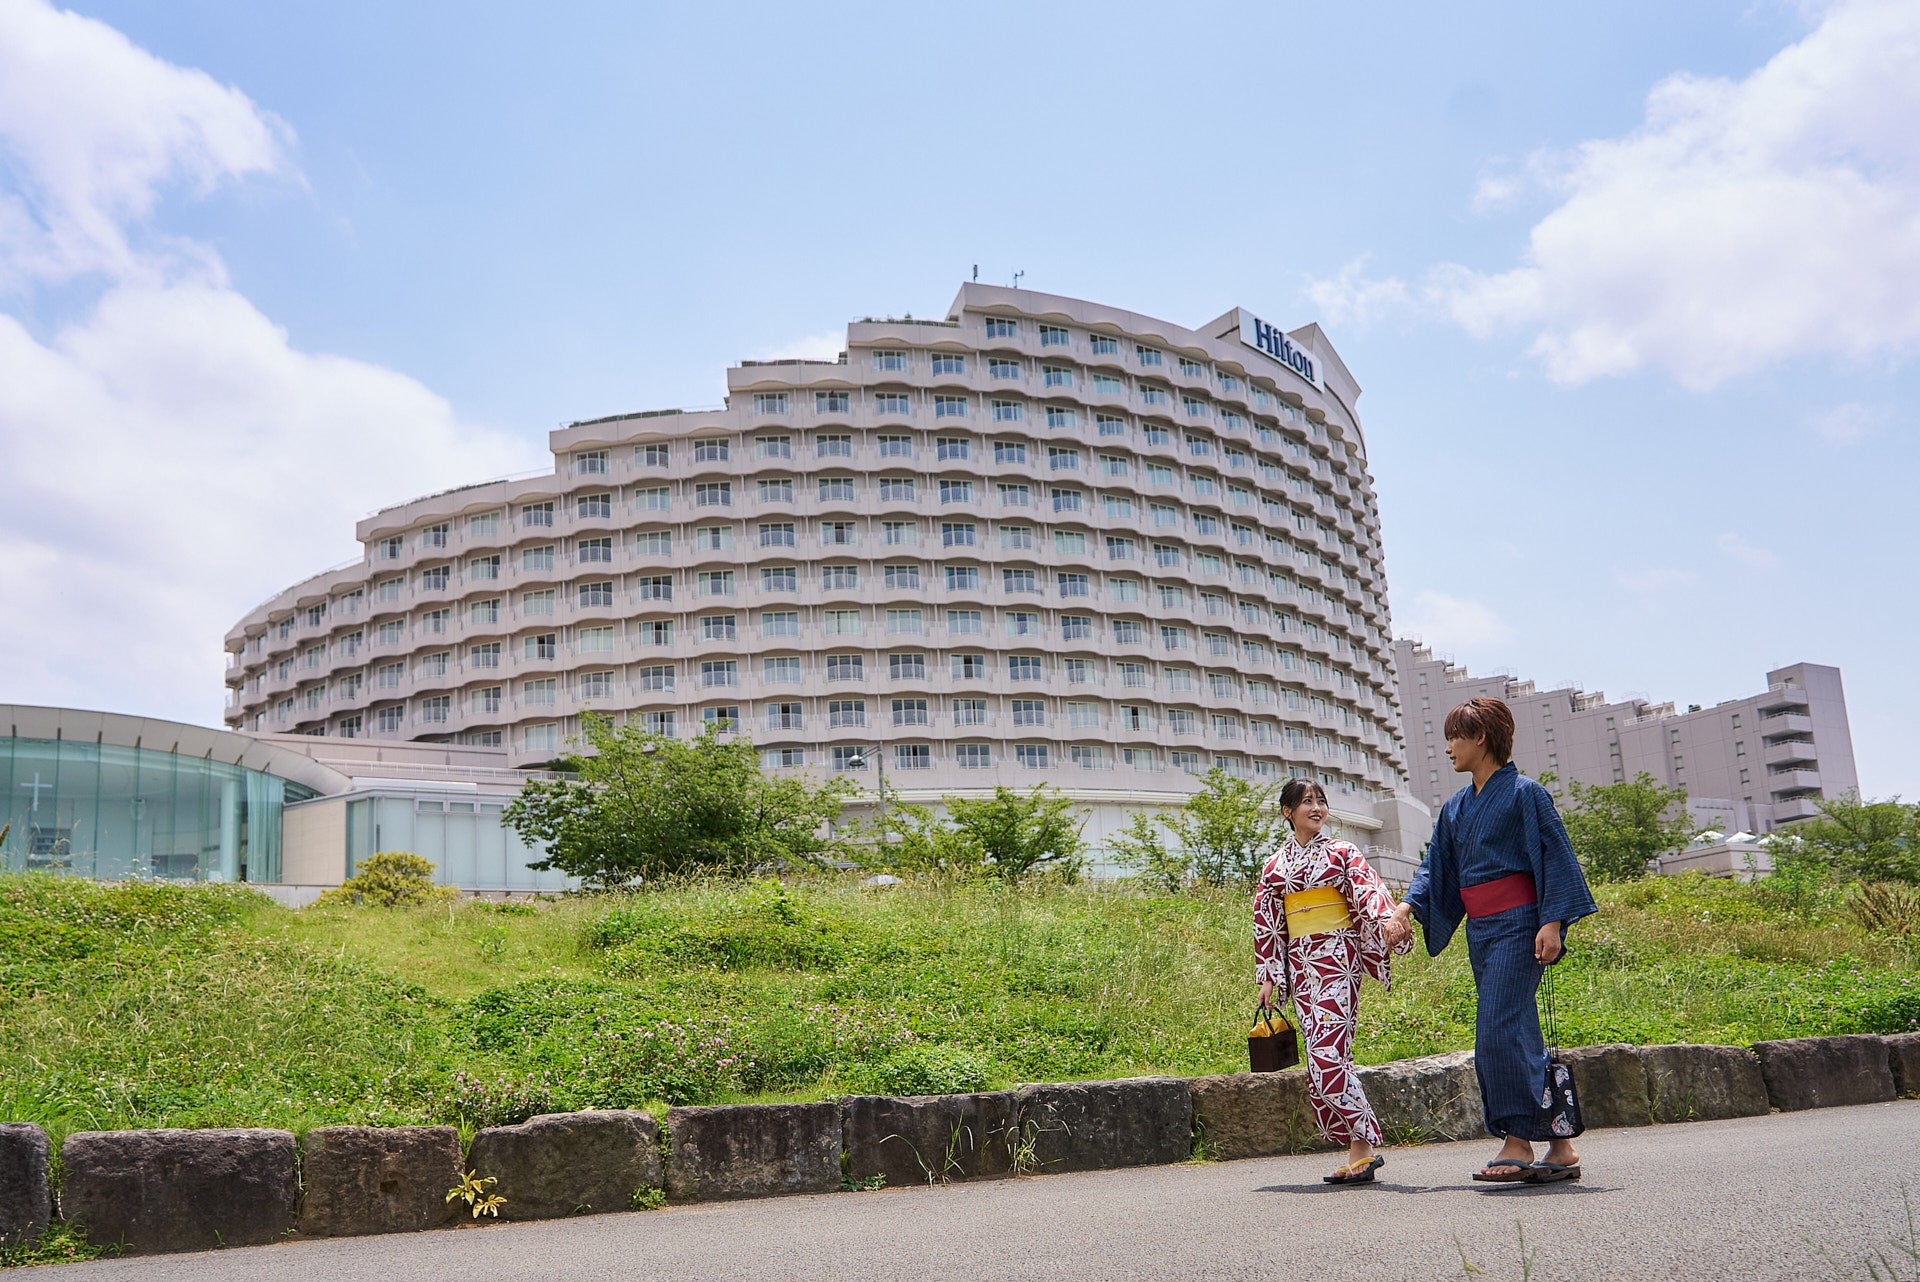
[1382,903,1414,950]
[1534,920,1564,965]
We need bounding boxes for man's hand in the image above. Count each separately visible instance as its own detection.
[1384,902,1414,950]
[1534,920,1564,965]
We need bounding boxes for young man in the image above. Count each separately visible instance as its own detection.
[1387,696,1596,1184]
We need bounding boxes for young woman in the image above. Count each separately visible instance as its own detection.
[1387,697,1597,1185]
[1254,779,1413,1184]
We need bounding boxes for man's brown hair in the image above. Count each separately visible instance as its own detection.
[1443,697,1516,765]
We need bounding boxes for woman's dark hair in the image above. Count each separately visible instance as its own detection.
[1279,779,1329,815]
[1443,697,1516,764]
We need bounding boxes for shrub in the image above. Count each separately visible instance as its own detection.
[846,1043,993,1096]
[1853,881,1920,936]
[316,852,455,907]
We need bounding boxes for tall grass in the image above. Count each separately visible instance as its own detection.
[1,871,1913,1145]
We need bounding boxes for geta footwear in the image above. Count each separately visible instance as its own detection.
[1323,1155,1385,1184]
[1470,1158,1535,1183]
[1527,1159,1581,1183]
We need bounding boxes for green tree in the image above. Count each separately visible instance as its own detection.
[845,800,983,878]
[316,851,456,906]
[1110,769,1288,891]
[945,785,1086,883]
[1771,792,1920,884]
[503,714,855,888]
[1555,772,1695,882]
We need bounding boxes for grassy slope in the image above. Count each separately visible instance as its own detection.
[2,873,1914,1145]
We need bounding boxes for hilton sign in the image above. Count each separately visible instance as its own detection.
[1238,312,1319,388]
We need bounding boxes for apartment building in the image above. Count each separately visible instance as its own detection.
[1395,640,1858,834]
[225,285,1431,867]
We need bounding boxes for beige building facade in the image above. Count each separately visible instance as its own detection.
[226,286,1432,871]
[1395,640,1857,836]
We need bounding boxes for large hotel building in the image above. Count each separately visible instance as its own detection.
[224,286,1430,871]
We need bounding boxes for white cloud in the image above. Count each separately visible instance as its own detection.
[1613,567,1698,593]
[1331,0,1920,388]
[1717,532,1780,570]
[1303,257,1411,330]
[1814,400,1885,443]
[753,331,844,362]
[0,0,539,725]
[1397,590,1514,649]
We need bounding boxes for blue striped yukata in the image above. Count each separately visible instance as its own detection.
[1404,764,1596,1140]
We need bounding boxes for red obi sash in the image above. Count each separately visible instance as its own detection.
[1460,872,1537,919]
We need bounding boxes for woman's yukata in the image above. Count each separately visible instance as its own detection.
[1253,832,1410,1145]
[1404,763,1597,1140]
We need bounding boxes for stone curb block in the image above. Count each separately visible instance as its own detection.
[469,1110,661,1221]
[298,1126,462,1237]
[1015,1077,1191,1174]
[1752,1035,1896,1112]
[0,1123,52,1246]
[1885,1033,1920,1099]
[1357,1050,1483,1142]
[59,1128,296,1256]
[1189,1070,1336,1160]
[665,1103,840,1203]
[1635,1044,1770,1122]
[1556,1044,1652,1129]
[842,1092,1018,1189]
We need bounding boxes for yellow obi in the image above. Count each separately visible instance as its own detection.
[1283,885,1354,937]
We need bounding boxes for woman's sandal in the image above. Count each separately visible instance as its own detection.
[1471,1158,1536,1183]
[1528,1160,1581,1183]
[1324,1155,1385,1184]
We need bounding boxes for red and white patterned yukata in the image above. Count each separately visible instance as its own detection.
[1253,832,1410,1145]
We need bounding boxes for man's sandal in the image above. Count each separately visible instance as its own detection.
[1528,1160,1581,1183]
[1471,1158,1535,1183]
[1323,1155,1385,1184]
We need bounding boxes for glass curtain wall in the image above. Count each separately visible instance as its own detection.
[0,737,314,882]
[344,795,571,892]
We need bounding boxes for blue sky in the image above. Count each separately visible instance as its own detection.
[1,0,1914,796]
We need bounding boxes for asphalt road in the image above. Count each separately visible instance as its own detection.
[44,1100,1920,1282]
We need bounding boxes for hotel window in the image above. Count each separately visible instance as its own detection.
[1011,698,1046,726]
[417,651,449,678]
[701,660,738,688]
[576,538,612,564]
[956,743,992,769]
[821,520,857,545]
[1039,324,1069,347]
[1185,433,1214,457]
[890,653,928,681]
[823,608,862,635]
[635,575,673,601]
[339,714,364,738]
[578,625,615,653]
[873,349,908,372]
[828,699,867,729]
[1058,573,1091,597]
[1009,655,1045,681]
[1004,570,1040,595]
[376,535,403,560]
[1143,426,1172,448]
[1000,525,1034,550]
[375,660,404,688]
[1118,662,1149,687]
[758,522,796,549]
[634,486,670,511]
[819,476,857,501]
[1052,529,1086,554]
[580,671,615,698]
[1048,447,1081,471]
[1179,358,1205,379]
[1016,744,1050,769]
[986,317,1018,339]
[421,523,449,549]
[517,502,554,529]
[887,608,925,635]
[420,565,450,591]
[522,677,557,705]
[638,442,671,467]
[640,711,675,736]
[1045,406,1076,429]
[753,435,792,461]
[1089,334,1119,356]
[998,482,1032,507]
[991,399,1023,422]
[467,512,501,540]
[421,607,450,634]
[1106,536,1138,561]
[753,392,789,414]
[577,493,613,518]
[817,433,853,458]
[1051,487,1084,513]
[995,439,1028,464]
[693,438,729,463]
[758,478,795,504]
[1064,658,1095,683]
[376,706,405,733]
[989,359,1022,380]
[577,581,614,607]
[934,395,968,419]
[469,642,501,668]
[1160,625,1189,650]
[894,744,932,771]
[940,480,975,504]
[376,620,404,645]
[1190,474,1218,497]
[931,353,966,376]
[638,620,673,645]
[945,565,981,590]
[882,520,918,546]
[822,564,859,590]
[1113,620,1144,643]
[878,477,915,501]
[764,656,802,683]
[1042,364,1073,388]
[631,531,670,557]
[522,588,557,615]
[826,654,864,682]
[816,390,851,414]
[884,563,922,589]
[1109,576,1143,602]
[1096,414,1127,437]
[876,430,913,454]
[697,570,736,596]
[525,633,557,660]
[1135,345,1163,367]
[637,664,675,692]
[760,610,799,637]
[761,566,798,592]
[1061,615,1093,640]
[948,611,984,637]
[766,701,803,730]
[704,706,739,731]
[576,449,609,474]
[1100,454,1131,478]
[700,614,737,642]
[1140,386,1170,407]
[1183,397,1209,418]
[693,483,732,508]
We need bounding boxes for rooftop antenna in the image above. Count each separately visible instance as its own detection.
[972,263,979,282]
[1012,270,1025,289]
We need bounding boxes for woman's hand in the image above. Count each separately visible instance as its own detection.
[1535,920,1564,965]
[1383,902,1414,950]
[1258,979,1275,1008]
